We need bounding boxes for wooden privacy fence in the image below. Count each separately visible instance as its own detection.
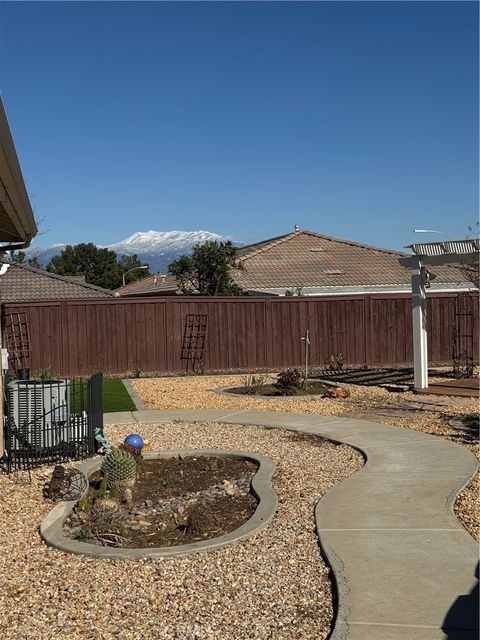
[3,293,478,377]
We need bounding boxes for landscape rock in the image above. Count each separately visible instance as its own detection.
[223,480,236,496]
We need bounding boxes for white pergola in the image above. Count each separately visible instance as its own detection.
[399,239,479,389]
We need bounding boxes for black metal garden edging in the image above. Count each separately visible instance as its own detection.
[3,372,103,473]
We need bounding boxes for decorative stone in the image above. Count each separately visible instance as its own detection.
[136,520,152,527]
[223,480,236,496]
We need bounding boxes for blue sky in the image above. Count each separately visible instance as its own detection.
[0,1,478,250]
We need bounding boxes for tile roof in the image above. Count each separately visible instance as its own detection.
[115,273,179,296]
[234,230,466,290]
[0,261,114,301]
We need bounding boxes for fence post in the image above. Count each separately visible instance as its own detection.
[88,372,104,453]
[363,296,372,367]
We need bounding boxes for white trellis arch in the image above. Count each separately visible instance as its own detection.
[399,239,479,389]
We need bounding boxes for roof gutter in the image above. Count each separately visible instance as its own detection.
[0,238,34,252]
[0,98,38,245]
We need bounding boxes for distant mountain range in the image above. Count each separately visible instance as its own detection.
[24,230,239,273]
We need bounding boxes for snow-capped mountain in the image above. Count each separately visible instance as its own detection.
[23,243,68,266]
[108,229,225,257]
[24,230,235,273]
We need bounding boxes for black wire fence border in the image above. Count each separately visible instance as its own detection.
[3,372,103,473]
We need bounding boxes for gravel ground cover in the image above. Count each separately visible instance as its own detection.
[133,374,479,541]
[0,421,362,640]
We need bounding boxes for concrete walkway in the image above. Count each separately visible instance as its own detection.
[105,409,479,640]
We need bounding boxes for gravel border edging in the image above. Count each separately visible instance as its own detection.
[122,379,146,411]
[40,449,277,559]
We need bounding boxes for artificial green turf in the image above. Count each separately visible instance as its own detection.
[70,378,136,414]
[102,378,136,413]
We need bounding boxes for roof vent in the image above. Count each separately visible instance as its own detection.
[294,224,301,234]
[324,269,344,275]
[309,248,327,252]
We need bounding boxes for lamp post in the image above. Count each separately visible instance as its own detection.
[122,265,148,287]
[414,229,450,240]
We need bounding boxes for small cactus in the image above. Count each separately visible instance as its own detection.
[101,447,137,491]
[119,442,143,460]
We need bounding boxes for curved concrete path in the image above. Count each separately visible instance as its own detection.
[105,409,479,640]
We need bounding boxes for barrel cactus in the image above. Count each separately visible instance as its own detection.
[101,447,137,491]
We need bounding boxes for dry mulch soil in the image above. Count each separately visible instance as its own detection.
[226,380,328,396]
[64,455,258,548]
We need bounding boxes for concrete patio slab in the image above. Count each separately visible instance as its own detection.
[297,418,429,442]
[105,408,236,425]
[134,408,233,423]
[320,529,478,630]
[104,411,135,425]
[212,409,349,430]
[346,623,478,640]
[316,471,469,530]
[356,439,479,476]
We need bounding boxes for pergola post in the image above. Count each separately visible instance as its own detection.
[411,260,428,389]
[400,238,478,393]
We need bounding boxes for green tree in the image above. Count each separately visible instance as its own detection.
[9,250,26,263]
[3,250,42,269]
[46,243,150,290]
[27,256,42,269]
[168,240,244,295]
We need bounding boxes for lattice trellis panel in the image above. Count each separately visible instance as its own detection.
[4,312,31,370]
[181,314,208,373]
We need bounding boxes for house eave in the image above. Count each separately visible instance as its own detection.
[0,98,38,246]
[246,282,477,296]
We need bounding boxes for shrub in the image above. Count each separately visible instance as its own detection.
[71,527,93,542]
[241,372,268,393]
[324,353,345,371]
[275,368,303,395]
[35,367,56,380]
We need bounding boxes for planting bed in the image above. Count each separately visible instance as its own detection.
[64,455,259,548]
[223,380,330,397]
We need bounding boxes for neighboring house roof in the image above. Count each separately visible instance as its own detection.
[0,98,37,246]
[234,229,470,295]
[0,261,114,301]
[115,273,179,297]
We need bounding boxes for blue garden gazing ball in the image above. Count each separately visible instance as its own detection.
[124,433,144,450]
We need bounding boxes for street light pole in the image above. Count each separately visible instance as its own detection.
[122,265,148,287]
[414,229,450,240]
